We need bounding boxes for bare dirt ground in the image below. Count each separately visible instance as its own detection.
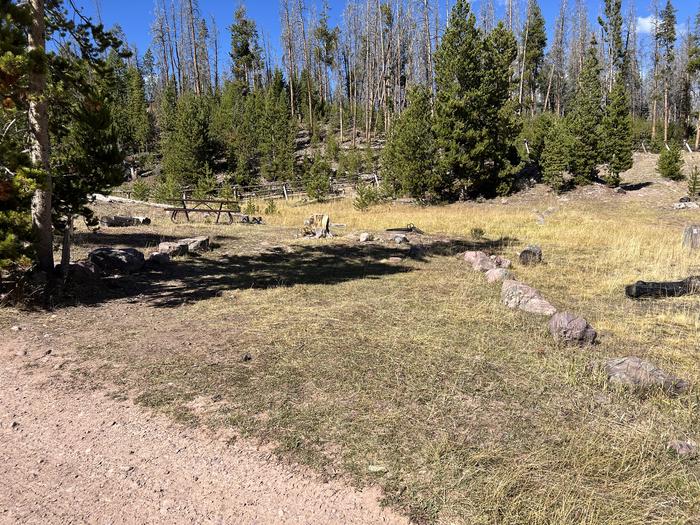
[0,341,407,525]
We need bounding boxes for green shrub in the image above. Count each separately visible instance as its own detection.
[243,200,258,215]
[264,199,278,215]
[131,179,150,201]
[353,183,382,211]
[152,175,182,203]
[192,166,218,200]
[541,120,571,192]
[326,132,340,162]
[657,144,685,181]
[338,148,362,182]
[304,155,332,201]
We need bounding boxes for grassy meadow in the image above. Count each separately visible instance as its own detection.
[2,154,699,524]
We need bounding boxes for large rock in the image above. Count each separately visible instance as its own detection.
[57,261,101,283]
[548,312,597,345]
[179,236,210,252]
[147,252,171,266]
[158,242,188,257]
[472,252,497,272]
[501,280,557,316]
[88,248,145,276]
[519,245,543,266]
[591,356,689,395]
[682,225,700,250]
[99,215,151,227]
[485,268,511,283]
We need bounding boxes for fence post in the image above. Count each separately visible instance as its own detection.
[282,183,289,201]
[373,174,379,188]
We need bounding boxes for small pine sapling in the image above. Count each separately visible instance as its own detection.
[657,143,685,181]
[688,166,700,200]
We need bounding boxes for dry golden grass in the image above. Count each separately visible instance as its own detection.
[2,154,699,524]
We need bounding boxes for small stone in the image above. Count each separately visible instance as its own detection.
[548,312,597,345]
[490,255,512,269]
[615,187,627,194]
[519,245,543,266]
[11,421,19,430]
[368,465,387,473]
[387,256,404,263]
[394,234,409,245]
[485,268,511,283]
[10,326,21,332]
[667,439,698,457]
[242,353,253,362]
[359,232,374,243]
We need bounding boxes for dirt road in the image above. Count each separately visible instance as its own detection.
[0,339,407,525]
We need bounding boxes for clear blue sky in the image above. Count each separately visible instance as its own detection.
[75,0,698,68]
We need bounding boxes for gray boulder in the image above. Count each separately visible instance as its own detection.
[548,312,597,345]
[501,280,557,316]
[179,236,210,252]
[592,356,689,395]
[88,248,145,276]
[472,252,497,272]
[58,261,101,283]
[147,252,171,266]
[158,242,188,257]
[359,232,374,243]
[394,234,409,245]
[519,245,543,266]
[485,268,511,283]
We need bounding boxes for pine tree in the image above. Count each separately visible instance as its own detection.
[601,76,633,187]
[259,70,295,181]
[566,39,603,183]
[382,87,438,199]
[658,0,676,144]
[433,1,520,198]
[162,91,214,187]
[126,65,152,153]
[541,118,571,192]
[688,165,700,199]
[520,0,547,114]
[657,143,684,180]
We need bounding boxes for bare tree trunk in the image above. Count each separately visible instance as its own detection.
[422,0,435,110]
[518,14,529,111]
[60,216,73,281]
[696,109,700,150]
[28,0,53,273]
[211,16,219,93]
[282,0,296,117]
[186,0,201,95]
[663,83,669,144]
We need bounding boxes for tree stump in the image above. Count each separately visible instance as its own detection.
[682,225,700,250]
[625,277,700,299]
[519,245,543,266]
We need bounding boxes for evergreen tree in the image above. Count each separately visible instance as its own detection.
[657,143,684,180]
[162,92,214,187]
[304,154,332,201]
[521,0,547,114]
[229,6,262,87]
[382,87,438,199]
[566,39,603,183]
[259,70,295,181]
[601,75,633,187]
[541,118,571,192]
[433,1,520,198]
[125,65,152,153]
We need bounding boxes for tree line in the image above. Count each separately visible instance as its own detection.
[1,0,700,277]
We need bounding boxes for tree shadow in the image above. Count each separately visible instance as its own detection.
[620,181,654,191]
[61,236,516,309]
[72,231,240,250]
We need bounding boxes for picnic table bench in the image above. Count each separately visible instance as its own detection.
[165,198,256,224]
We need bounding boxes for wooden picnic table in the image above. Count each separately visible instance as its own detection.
[165,198,242,224]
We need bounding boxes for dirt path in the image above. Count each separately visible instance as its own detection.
[0,340,407,525]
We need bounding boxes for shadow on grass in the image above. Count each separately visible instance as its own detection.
[64,236,515,309]
[620,181,654,191]
[72,231,241,250]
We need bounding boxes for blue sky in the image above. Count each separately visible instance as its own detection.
[75,0,698,68]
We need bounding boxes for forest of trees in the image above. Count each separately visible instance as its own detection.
[2,0,700,273]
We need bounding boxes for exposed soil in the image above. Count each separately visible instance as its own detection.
[0,338,407,525]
